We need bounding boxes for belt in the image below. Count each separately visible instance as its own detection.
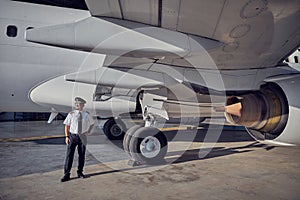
[69,133,85,136]
[69,133,80,136]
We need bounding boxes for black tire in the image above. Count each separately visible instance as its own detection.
[123,125,142,157]
[103,118,126,140]
[129,127,168,164]
[199,117,206,124]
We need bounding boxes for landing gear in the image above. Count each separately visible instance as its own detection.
[123,126,168,165]
[123,125,142,157]
[123,92,169,165]
[103,118,126,140]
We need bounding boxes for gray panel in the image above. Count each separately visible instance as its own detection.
[212,0,245,40]
[177,0,225,38]
[161,0,180,30]
[85,0,122,18]
[120,0,159,26]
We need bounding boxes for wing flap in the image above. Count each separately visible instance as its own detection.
[85,0,159,26]
[85,0,122,18]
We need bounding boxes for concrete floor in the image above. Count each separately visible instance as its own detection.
[0,120,299,200]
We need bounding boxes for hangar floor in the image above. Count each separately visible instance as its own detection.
[0,120,299,200]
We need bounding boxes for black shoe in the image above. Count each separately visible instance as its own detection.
[77,173,87,178]
[61,174,70,182]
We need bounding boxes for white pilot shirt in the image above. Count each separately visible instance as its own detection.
[63,110,94,134]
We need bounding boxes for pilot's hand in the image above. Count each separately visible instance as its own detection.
[65,137,70,145]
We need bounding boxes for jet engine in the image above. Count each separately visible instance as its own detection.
[225,74,300,145]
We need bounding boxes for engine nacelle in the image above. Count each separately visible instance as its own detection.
[226,74,300,145]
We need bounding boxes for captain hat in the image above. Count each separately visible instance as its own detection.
[74,97,86,104]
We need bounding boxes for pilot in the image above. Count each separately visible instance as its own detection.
[61,97,94,182]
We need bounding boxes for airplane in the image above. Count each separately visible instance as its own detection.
[0,0,300,165]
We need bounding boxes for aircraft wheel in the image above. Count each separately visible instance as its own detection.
[129,127,168,164]
[103,118,126,140]
[123,125,142,157]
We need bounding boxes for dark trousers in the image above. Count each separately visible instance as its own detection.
[64,133,87,175]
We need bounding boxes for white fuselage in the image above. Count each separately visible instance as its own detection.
[0,1,135,115]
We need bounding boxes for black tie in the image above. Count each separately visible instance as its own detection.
[78,112,82,134]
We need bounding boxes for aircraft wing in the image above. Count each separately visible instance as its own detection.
[84,0,300,69]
